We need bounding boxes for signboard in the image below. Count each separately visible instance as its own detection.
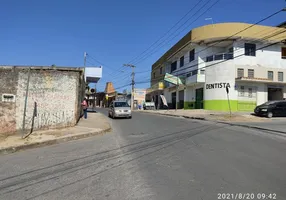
[134,89,146,100]
[2,94,15,102]
[151,82,164,90]
[158,82,164,89]
[205,82,231,89]
[164,73,184,85]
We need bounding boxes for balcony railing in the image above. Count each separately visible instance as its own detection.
[206,53,233,62]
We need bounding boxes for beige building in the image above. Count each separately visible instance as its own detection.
[149,22,286,111]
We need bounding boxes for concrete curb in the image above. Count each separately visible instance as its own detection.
[215,121,286,135]
[141,111,286,135]
[0,127,112,155]
[141,111,206,120]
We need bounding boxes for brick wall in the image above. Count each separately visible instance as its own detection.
[0,67,84,135]
[0,68,18,135]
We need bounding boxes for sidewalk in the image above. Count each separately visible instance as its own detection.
[139,109,266,122]
[139,109,286,135]
[0,112,111,154]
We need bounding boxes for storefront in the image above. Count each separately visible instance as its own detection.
[146,82,164,109]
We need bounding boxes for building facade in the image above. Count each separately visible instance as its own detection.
[150,22,286,111]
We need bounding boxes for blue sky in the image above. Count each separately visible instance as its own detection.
[0,0,285,92]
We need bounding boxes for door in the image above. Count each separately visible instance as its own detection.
[171,92,176,109]
[179,90,184,109]
[195,88,204,109]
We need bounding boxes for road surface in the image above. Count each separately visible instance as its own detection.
[0,108,285,200]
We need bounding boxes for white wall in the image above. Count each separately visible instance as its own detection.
[205,60,236,101]
[16,70,79,130]
[234,41,286,69]
[197,45,227,70]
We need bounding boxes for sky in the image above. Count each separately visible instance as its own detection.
[0,0,286,92]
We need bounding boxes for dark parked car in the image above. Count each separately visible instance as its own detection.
[254,100,286,118]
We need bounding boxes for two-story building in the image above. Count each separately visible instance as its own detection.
[150,22,286,111]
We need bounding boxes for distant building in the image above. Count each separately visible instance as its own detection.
[150,22,286,111]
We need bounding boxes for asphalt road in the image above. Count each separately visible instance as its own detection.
[0,108,285,200]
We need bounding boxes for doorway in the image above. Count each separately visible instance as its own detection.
[179,90,184,109]
[171,92,176,109]
[195,88,204,109]
[268,88,283,101]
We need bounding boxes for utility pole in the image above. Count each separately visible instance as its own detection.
[176,76,178,111]
[84,52,87,67]
[123,64,136,110]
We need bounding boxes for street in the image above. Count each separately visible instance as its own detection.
[0,108,285,200]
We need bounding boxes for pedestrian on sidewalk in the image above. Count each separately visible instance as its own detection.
[81,98,88,119]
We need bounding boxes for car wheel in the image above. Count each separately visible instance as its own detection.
[267,112,273,118]
[129,116,132,119]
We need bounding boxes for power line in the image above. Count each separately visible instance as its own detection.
[133,7,285,68]
[136,28,286,82]
[132,0,221,66]
[127,0,205,64]
[135,37,286,85]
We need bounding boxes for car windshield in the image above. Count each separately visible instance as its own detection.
[261,101,277,106]
[114,102,129,107]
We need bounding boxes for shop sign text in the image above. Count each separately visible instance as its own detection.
[206,83,230,89]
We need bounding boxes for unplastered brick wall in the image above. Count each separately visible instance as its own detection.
[16,69,79,131]
[0,68,18,135]
[0,67,82,135]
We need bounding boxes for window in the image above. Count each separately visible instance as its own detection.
[237,68,244,78]
[277,102,286,108]
[239,86,245,96]
[192,69,198,76]
[282,47,286,59]
[245,43,256,56]
[189,49,195,62]
[268,71,273,80]
[248,88,253,98]
[114,102,130,107]
[180,56,184,67]
[171,61,177,73]
[278,72,283,82]
[153,72,156,78]
[160,67,163,75]
[248,69,254,78]
[200,69,205,75]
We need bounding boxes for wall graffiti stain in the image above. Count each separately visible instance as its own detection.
[24,110,75,130]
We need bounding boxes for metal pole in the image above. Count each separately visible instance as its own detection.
[131,68,135,110]
[227,93,232,118]
[84,52,87,67]
[123,64,136,110]
[176,76,178,111]
[22,67,31,138]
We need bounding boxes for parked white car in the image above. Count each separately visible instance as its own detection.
[108,100,132,119]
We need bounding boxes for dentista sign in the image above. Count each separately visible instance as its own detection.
[206,83,230,89]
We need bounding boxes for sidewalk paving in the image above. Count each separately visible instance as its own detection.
[139,109,286,135]
[0,112,111,154]
[139,109,266,122]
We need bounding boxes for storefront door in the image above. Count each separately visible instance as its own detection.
[171,92,176,109]
[195,88,203,109]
